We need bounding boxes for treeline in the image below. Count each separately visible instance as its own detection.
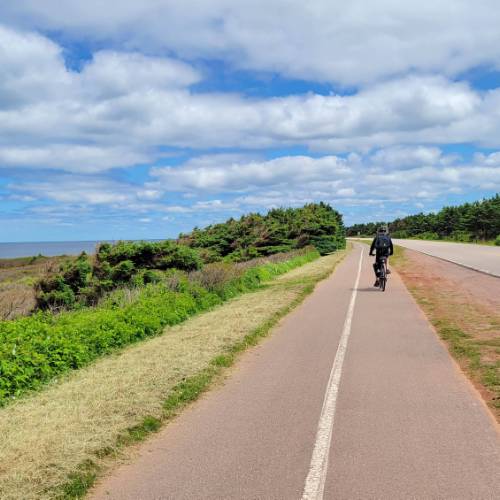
[37,203,346,310]
[347,194,500,242]
[180,202,346,261]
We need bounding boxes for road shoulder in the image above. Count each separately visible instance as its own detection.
[392,245,500,422]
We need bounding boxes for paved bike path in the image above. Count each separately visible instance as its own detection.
[91,244,500,499]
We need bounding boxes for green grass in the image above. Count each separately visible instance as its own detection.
[54,252,342,499]
[0,251,320,406]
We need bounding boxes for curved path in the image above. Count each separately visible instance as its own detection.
[91,244,500,499]
[392,239,500,277]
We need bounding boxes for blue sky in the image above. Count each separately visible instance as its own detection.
[0,1,499,242]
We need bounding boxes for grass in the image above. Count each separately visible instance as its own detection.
[392,245,500,418]
[0,250,319,405]
[0,248,347,500]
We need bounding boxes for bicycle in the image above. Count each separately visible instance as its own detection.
[378,256,388,291]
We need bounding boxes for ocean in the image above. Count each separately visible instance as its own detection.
[0,240,163,259]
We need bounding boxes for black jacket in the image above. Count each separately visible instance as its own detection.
[369,235,394,257]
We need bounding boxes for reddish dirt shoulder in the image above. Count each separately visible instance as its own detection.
[393,248,500,421]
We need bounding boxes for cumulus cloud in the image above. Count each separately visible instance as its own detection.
[0,145,152,172]
[149,149,500,205]
[2,1,500,85]
[150,155,351,192]
[0,25,492,169]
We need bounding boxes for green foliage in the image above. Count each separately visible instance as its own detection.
[413,231,440,240]
[35,242,202,310]
[0,250,319,404]
[347,194,500,241]
[111,260,136,283]
[310,235,344,255]
[180,202,345,260]
[495,235,500,246]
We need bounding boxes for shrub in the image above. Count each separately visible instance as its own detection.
[36,284,76,311]
[310,235,339,255]
[449,230,472,242]
[156,245,202,271]
[495,235,500,246]
[414,232,440,240]
[111,260,136,283]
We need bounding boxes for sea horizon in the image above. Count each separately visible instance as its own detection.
[0,239,165,259]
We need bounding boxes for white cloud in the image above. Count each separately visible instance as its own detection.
[9,175,152,205]
[80,51,201,99]
[0,145,151,172]
[150,155,352,192]
[149,149,500,206]
[0,25,497,168]
[370,146,447,169]
[2,1,500,85]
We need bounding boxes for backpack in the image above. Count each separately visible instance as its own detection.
[375,234,391,250]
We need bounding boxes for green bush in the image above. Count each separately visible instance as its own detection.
[311,235,339,255]
[156,244,202,271]
[449,230,472,242]
[414,232,440,240]
[111,260,136,283]
[495,235,500,246]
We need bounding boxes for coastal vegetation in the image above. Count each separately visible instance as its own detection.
[180,201,346,260]
[0,202,346,405]
[346,194,500,242]
[34,202,345,311]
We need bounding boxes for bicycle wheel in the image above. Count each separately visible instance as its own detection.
[379,260,387,291]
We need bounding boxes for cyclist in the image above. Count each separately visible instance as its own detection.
[369,226,394,287]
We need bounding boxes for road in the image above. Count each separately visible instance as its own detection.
[91,244,500,499]
[392,239,500,277]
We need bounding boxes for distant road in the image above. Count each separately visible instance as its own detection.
[392,239,500,277]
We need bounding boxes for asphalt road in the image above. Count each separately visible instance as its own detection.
[91,244,500,499]
[392,239,500,277]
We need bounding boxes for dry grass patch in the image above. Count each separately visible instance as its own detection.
[0,250,347,500]
[0,255,72,319]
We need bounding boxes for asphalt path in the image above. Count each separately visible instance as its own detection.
[91,244,500,499]
[391,239,500,277]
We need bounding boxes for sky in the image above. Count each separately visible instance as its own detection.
[0,1,499,242]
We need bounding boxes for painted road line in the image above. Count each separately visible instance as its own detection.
[301,248,364,500]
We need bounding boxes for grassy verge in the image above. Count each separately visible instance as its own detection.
[392,245,500,419]
[0,248,348,500]
[0,251,319,405]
